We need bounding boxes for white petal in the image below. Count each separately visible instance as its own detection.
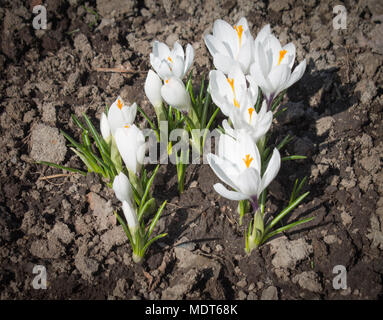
[121,102,137,125]
[255,24,271,45]
[268,64,291,96]
[172,41,184,59]
[172,55,185,79]
[100,112,111,140]
[108,96,127,134]
[184,43,194,77]
[213,53,238,74]
[261,148,281,192]
[284,59,306,90]
[207,153,239,191]
[161,77,191,112]
[282,42,296,69]
[213,183,249,201]
[236,168,261,197]
[122,200,139,233]
[145,70,163,107]
[113,172,133,203]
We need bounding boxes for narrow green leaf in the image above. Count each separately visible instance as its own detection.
[142,233,167,254]
[138,165,160,220]
[262,216,315,243]
[37,161,87,175]
[115,211,134,246]
[145,200,167,241]
[266,191,310,232]
[282,155,307,161]
[71,114,87,131]
[137,105,159,140]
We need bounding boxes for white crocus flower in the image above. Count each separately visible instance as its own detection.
[230,100,273,143]
[150,41,194,80]
[114,125,146,175]
[161,77,191,112]
[122,200,139,236]
[250,24,306,109]
[205,17,254,74]
[209,66,258,119]
[112,172,133,203]
[144,69,163,108]
[103,96,137,136]
[207,131,281,206]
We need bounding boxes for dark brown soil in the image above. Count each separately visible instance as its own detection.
[0,0,382,300]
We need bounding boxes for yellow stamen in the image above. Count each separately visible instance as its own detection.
[124,124,130,128]
[168,56,173,63]
[233,98,240,108]
[278,49,287,65]
[227,78,235,92]
[243,154,254,168]
[248,107,254,122]
[165,79,169,84]
[117,99,123,110]
[234,25,244,45]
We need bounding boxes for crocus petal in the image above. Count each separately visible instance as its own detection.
[113,172,133,203]
[282,42,296,69]
[122,200,139,233]
[108,96,127,134]
[213,53,238,75]
[161,77,191,112]
[145,70,163,107]
[100,112,111,140]
[115,125,146,174]
[204,34,230,57]
[121,102,137,125]
[172,56,185,79]
[260,148,281,192]
[254,24,271,45]
[173,41,184,59]
[207,153,239,191]
[213,183,249,201]
[268,64,291,95]
[284,59,306,90]
[235,168,261,198]
[184,43,194,76]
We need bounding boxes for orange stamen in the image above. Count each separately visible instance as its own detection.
[124,125,130,128]
[168,56,173,63]
[243,154,254,168]
[248,107,254,122]
[117,99,123,110]
[278,49,287,65]
[165,79,169,84]
[227,78,235,92]
[234,25,244,45]
[233,98,240,108]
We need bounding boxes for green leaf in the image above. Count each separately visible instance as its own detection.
[138,164,160,221]
[71,114,87,131]
[142,233,167,254]
[265,191,310,233]
[282,155,307,161]
[37,161,87,176]
[262,216,315,243]
[115,211,135,246]
[145,200,167,241]
[276,134,293,151]
[271,89,286,112]
[137,105,159,140]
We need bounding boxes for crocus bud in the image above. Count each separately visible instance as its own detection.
[145,70,163,108]
[100,112,111,141]
[114,125,146,175]
[122,200,139,236]
[112,172,133,203]
[161,77,191,112]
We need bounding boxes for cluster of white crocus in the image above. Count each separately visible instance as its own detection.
[205,18,306,217]
[100,96,146,175]
[145,41,195,112]
[205,18,306,111]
